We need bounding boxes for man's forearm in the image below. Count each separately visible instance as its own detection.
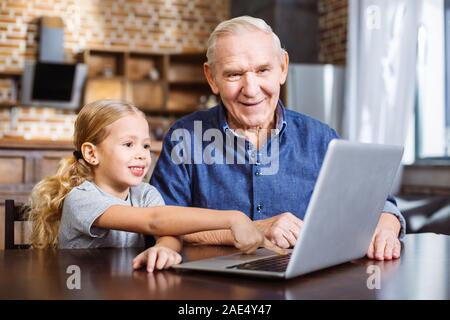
[182,229,235,245]
[182,219,272,245]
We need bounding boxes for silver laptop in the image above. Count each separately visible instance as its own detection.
[172,140,404,279]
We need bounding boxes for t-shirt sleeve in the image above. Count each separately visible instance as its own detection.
[141,184,165,207]
[62,184,126,238]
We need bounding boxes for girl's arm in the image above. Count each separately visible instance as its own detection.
[155,236,183,252]
[94,205,285,254]
[95,205,246,236]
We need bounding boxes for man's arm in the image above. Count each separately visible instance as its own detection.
[183,229,234,246]
[382,196,406,239]
[365,195,405,260]
[183,212,304,249]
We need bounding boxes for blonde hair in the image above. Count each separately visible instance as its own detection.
[29,100,145,248]
[206,15,286,68]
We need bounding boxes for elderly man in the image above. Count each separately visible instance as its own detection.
[150,16,405,261]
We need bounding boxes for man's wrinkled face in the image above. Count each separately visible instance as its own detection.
[204,30,289,130]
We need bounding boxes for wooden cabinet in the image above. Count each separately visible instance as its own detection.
[167,54,211,112]
[82,49,212,115]
[0,140,72,249]
[0,150,36,185]
[0,140,73,201]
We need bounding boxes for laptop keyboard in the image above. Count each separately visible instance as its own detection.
[227,253,292,272]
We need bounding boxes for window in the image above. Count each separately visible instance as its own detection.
[413,0,450,161]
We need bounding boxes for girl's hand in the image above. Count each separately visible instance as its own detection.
[132,245,182,272]
[230,212,287,255]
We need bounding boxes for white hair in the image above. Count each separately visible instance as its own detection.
[206,16,286,68]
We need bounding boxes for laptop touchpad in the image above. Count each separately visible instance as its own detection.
[214,248,281,262]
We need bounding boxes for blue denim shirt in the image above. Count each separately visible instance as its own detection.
[150,101,406,238]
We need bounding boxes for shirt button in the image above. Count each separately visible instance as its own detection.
[256,204,263,211]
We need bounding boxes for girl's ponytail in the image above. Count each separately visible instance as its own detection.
[29,155,92,248]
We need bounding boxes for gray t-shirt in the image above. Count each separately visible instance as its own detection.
[58,180,165,249]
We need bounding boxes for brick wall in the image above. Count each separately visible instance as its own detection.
[0,0,229,72]
[0,0,229,140]
[318,0,348,65]
[6,106,76,140]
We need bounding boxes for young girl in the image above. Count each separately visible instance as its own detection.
[29,100,282,272]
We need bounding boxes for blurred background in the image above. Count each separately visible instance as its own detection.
[0,0,449,249]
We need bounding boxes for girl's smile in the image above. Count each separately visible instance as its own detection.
[129,165,146,177]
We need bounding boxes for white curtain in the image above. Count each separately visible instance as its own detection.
[344,0,421,193]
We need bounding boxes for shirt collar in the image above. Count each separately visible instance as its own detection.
[218,100,288,136]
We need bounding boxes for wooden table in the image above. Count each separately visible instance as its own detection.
[0,233,449,299]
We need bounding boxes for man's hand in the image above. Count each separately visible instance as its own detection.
[230,212,287,255]
[182,212,303,249]
[367,212,402,261]
[255,212,304,249]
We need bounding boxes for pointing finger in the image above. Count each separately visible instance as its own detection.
[263,237,288,255]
